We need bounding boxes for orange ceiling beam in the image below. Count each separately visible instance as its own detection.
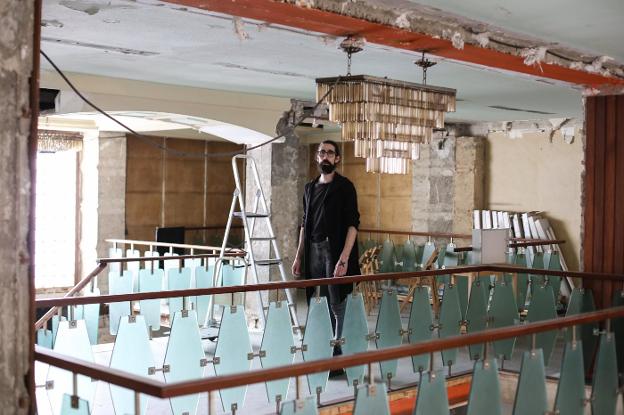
[165,0,624,88]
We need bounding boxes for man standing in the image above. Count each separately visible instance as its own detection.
[292,139,360,348]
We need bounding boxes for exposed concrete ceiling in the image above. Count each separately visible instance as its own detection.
[40,0,623,124]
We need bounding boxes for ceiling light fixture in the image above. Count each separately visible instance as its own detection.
[316,40,456,174]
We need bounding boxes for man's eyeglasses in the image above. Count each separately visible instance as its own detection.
[317,149,336,157]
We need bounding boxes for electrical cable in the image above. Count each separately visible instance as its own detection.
[40,50,339,159]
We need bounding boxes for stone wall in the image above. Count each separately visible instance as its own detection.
[0,1,35,413]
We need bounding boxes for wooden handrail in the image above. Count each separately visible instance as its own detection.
[34,265,624,309]
[34,263,107,331]
[34,305,624,399]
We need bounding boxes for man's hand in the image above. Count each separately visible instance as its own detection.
[333,258,348,278]
[292,257,302,278]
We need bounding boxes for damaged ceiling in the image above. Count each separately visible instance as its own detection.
[40,0,624,123]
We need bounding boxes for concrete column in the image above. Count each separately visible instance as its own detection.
[0,1,35,413]
[412,135,485,238]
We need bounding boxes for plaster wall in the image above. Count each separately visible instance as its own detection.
[485,129,583,271]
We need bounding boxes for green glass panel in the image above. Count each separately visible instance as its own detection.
[456,277,469,320]
[414,245,425,270]
[525,285,558,365]
[214,263,245,306]
[195,260,215,327]
[164,311,205,415]
[108,270,132,335]
[109,315,155,415]
[413,369,450,415]
[261,301,296,403]
[303,297,333,394]
[489,281,518,360]
[108,247,123,274]
[565,288,598,373]
[375,289,402,381]
[505,251,516,264]
[214,305,253,412]
[342,293,368,386]
[379,239,395,273]
[394,244,404,272]
[126,248,140,292]
[142,250,159,272]
[512,349,548,415]
[465,279,488,360]
[280,397,318,415]
[437,245,447,269]
[466,358,502,415]
[612,290,624,377]
[37,328,53,349]
[353,383,390,415]
[408,286,433,372]
[82,288,100,345]
[543,250,562,299]
[51,314,64,347]
[139,269,163,331]
[591,333,619,415]
[420,242,436,270]
[184,258,202,311]
[59,393,90,415]
[554,341,586,415]
[438,283,461,366]
[528,252,545,292]
[363,238,377,252]
[47,320,96,415]
[168,267,192,316]
[402,240,417,272]
[514,252,530,309]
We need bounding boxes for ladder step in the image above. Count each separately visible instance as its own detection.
[233,211,269,218]
[250,237,276,241]
[255,259,282,266]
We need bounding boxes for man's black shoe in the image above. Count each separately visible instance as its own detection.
[328,368,345,378]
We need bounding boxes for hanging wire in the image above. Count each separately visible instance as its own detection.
[40,50,339,159]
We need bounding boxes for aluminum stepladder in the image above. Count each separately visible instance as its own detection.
[216,154,301,337]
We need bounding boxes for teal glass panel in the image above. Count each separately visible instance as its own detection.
[505,251,516,264]
[465,279,488,360]
[341,293,368,386]
[108,270,132,335]
[456,276,469,320]
[353,383,390,415]
[528,252,545,291]
[565,288,598,373]
[591,333,619,415]
[195,263,215,327]
[375,289,403,381]
[83,287,100,345]
[168,267,192,316]
[164,253,181,292]
[214,305,252,412]
[138,268,163,331]
[51,314,63,347]
[512,349,548,415]
[379,239,395,273]
[142,250,159,272]
[489,281,518,360]
[108,247,123,274]
[525,285,557,365]
[394,244,404,272]
[261,301,296,403]
[543,250,562,298]
[303,297,333,394]
[414,244,424,269]
[184,258,202,310]
[514,252,530,309]
[442,244,459,268]
[59,393,89,415]
[420,242,436,270]
[413,369,450,415]
[554,341,585,415]
[611,290,624,377]
[109,315,155,415]
[47,320,96,415]
[214,263,245,306]
[37,328,53,349]
[280,397,318,415]
[402,240,417,272]
[126,248,140,292]
[438,283,461,366]
[466,358,502,415]
[164,310,205,415]
[363,238,377,252]
[408,286,433,372]
[437,245,447,269]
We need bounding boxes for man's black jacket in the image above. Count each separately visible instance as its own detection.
[301,173,361,302]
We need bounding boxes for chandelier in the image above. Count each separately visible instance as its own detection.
[316,39,456,174]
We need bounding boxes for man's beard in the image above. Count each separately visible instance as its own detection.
[318,160,336,174]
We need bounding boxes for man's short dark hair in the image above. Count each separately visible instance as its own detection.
[319,139,341,158]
